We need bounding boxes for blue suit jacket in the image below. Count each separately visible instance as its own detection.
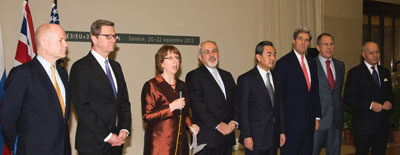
[0,57,71,155]
[238,66,285,150]
[275,50,321,132]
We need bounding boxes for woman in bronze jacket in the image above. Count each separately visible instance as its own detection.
[141,45,199,155]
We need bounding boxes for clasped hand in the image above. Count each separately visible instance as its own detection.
[216,121,236,135]
[108,130,129,146]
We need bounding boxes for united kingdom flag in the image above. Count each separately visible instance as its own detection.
[14,0,36,66]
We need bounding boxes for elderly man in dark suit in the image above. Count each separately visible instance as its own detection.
[70,19,132,155]
[238,41,285,155]
[344,41,394,155]
[186,40,239,155]
[274,27,321,155]
[312,33,345,155]
[0,24,71,155]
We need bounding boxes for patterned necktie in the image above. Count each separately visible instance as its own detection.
[51,65,65,117]
[301,55,311,91]
[326,60,335,91]
[371,66,380,87]
[105,60,117,98]
[266,72,274,107]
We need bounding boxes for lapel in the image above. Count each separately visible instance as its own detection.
[87,52,117,100]
[332,58,342,91]
[200,65,226,100]
[251,66,270,99]
[315,56,333,91]
[288,51,310,91]
[154,74,179,103]
[31,57,65,119]
[56,65,70,121]
[360,62,380,89]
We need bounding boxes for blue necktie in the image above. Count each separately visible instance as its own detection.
[371,66,380,87]
[266,73,274,107]
[105,60,118,126]
[105,60,117,98]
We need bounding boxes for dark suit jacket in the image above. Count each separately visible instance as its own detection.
[344,63,394,134]
[185,65,239,147]
[315,57,345,130]
[238,67,284,150]
[70,52,131,152]
[274,50,321,132]
[0,57,71,155]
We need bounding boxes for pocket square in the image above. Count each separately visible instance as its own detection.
[384,78,388,82]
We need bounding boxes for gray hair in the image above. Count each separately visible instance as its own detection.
[293,27,312,41]
[199,40,218,53]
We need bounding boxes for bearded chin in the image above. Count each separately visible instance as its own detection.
[207,60,218,68]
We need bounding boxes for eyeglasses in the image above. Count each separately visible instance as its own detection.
[95,34,119,40]
[163,56,181,60]
[202,49,218,55]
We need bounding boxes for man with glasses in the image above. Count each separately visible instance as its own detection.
[70,19,132,155]
[312,33,345,155]
[186,40,239,155]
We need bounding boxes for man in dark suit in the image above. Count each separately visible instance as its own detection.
[70,19,132,155]
[312,33,345,155]
[0,24,71,155]
[238,41,285,155]
[344,41,394,155]
[186,40,239,155]
[274,27,321,155]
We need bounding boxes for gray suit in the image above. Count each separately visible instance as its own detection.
[312,56,345,155]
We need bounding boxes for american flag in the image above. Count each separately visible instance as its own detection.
[49,0,59,24]
[14,0,36,66]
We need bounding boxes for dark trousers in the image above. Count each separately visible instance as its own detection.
[79,146,123,155]
[196,143,232,155]
[280,130,314,155]
[245,148,276,155]
[354,131,388,155]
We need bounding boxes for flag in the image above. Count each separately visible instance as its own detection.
[49,0,59,24]
[15,0,36,66]
[0,24,11,155]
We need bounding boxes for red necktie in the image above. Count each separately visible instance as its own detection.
[326,60,335,91]
[301,55,310,91]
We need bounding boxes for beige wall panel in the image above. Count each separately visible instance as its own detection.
[324,0,363,20]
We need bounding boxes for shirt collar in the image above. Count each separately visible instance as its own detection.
[36,55,53,70]
[91,49,108,64]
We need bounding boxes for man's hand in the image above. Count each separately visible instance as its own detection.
[228,121,237,133]
[216,122,231,135]
[244,137,254,151]
[117,130,129,142]
[190,124,200,135]
[315,120,320,131]
[107,133,125,146]
[280,134,286,147]
[382,101,392,110]
[371,102,383,112]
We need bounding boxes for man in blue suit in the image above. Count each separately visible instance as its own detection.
[238,41,285,155]
[0,24,71,155]
[312,33,345,155]
[275,27,321,155]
